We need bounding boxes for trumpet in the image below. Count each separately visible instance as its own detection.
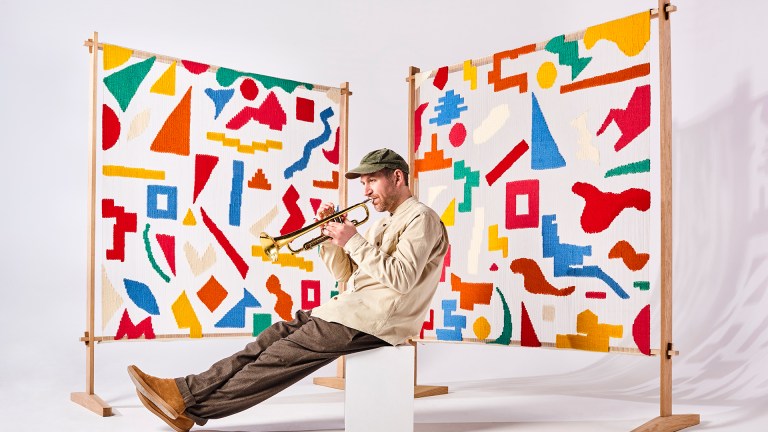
[259,199,371,262]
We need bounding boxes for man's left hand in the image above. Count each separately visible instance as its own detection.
[323,219,357,247]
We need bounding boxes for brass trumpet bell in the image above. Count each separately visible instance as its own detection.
[259,199,371,262]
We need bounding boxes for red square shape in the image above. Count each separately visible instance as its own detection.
[506,179,540,229]
[296,97,314,122]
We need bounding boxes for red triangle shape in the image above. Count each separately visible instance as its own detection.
[521,301,542,347]
[150,86,192,155]
[193,154,219,203]
[155,234,176,276]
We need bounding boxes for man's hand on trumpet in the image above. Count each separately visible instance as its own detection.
[315,202,358,248]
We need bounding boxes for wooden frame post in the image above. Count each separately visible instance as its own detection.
[633,3,699,430]
[313,82,352,391]
[71,31,112,417]
[408,65,448,398]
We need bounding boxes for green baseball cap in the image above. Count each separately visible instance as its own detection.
[345,148,410,179]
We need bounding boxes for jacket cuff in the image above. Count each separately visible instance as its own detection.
[343,233,366,254]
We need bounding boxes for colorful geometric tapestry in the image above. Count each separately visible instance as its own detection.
[415,12,655,354]
[96,44,343,339]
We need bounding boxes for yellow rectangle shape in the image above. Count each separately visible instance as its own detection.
[102,165,165,180]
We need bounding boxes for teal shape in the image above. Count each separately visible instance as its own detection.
[103,57,156,112]
[216,67,313,93]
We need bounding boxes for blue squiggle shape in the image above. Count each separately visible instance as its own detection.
[542,214,629,299]
[284,107,334,179]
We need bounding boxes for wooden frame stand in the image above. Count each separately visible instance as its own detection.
[632,2,699,430]
[72,31,113,417]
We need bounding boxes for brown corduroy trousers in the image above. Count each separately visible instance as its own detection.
[175,310,389,425]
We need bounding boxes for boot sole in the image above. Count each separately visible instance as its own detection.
[127,365,183,419]
[136,390,193,432]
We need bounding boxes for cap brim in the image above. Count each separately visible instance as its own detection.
[344,164,382,179]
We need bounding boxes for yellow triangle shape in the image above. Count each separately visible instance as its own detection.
[151,61,176,96]
[103,44,133,70]
[441,199,456,226]
[183,208,197,226]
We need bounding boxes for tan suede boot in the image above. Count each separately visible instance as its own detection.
[128,365,186,419]
[136,390,194,432]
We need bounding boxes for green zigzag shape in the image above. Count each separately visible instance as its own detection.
[216,67,313,93]
[545,35,592,80]
[103,56,156,112]
[453,160,480,213]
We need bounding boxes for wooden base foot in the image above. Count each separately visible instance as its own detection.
[71,392,113,417]
[313,376,345,390]
[632,414,700,432]
[313,377,449,398]
[414,384,448,398]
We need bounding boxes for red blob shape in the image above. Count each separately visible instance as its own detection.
[489,263,499,271]
[572,182,651,233]
[449,122,467,147]
[240,78,259,101]
[433,66,449,90]
[181,60,209,74]
[414,102,429,152]
[633,304,651,355]
[102,104,121,150]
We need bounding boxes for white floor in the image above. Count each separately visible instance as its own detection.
[2,337,766,432]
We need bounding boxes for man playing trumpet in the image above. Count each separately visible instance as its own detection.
[127,148,449,431]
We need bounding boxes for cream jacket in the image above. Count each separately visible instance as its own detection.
[310,197,449,345]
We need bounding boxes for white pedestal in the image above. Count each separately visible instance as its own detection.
[344,345,414,432]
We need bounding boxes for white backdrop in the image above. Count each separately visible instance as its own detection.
[2,1,767,430]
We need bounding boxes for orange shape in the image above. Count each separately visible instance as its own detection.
[414,134,452,178]
[248,168,272,190]
[450,273,493,311]
[510,258,575,296]
[312,170,339,189]
[197,275,228,312]
[560,63,650,94]
[487,44,536,92]
[608,240,649,271]
[150,86,192,155]
[265,274,294,321]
